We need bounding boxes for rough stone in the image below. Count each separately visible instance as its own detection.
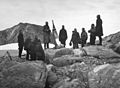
[0,61,47,88]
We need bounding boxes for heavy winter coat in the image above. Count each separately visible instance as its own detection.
[18,32,24,46]
[88,27,96,36]
[24,37,31,51]
[43,25,51,43]
[59,29,67,42]
[96,18,103,36]
[81,31,88,42]
[71,31,80,44]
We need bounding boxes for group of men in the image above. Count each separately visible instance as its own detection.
[43,14,103,49]
[18,14,103,60]
[18,31,45,61]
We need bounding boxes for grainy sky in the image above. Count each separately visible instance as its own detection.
[0,0,120,37]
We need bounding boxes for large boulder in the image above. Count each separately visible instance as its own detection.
[45,48,87,64]
[45,49,60,64]
[54,48,74,58]
[52,55,82,67]
[113,43,120,54]
[73,48,87,57]
[52,55,104,67]
[0,61,47,88]
[89,63,120,88]
[0,58,18,72]
[83,46,120,59]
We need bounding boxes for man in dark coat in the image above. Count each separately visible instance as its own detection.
[24,36,31,60]
[43,21,51,49]
[70,28,80,49]
[88,24,96,45]
[59,25,68,47]
[18,30,24,58]
[96,15,103,45]
[30,36,45,62]
[81,28,88,47]
[34,39,45,62]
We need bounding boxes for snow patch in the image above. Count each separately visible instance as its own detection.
[93,64,110,73]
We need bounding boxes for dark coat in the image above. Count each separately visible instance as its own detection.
[24,37,31,50]
[43,25,51,43]
[18,32,24,46]
[59,29,67,42]
[88,28,96,45]
[35,41,45,61]
[88,27,96,36]
[81,31,88,41]
[71,31,80,44]
[96,18,103,36]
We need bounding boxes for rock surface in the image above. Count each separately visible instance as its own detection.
[84,46,120,59]
[0,61,47,88]
[89,63,120,88]
[47,62,92,88]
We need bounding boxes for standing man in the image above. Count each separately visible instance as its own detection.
[43,21,51,49]
[81,28,88,47]
[18,30,24,58]
[24,36,31,60]
[88,24,96,45]
[59,25,68,47]
[70,28,80,49]
[96,14,103,45]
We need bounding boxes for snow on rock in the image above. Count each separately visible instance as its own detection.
[73,48,87,57]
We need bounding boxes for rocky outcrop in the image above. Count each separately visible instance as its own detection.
[89,63,120,88]
[103,31,120,45]
[83,45,120,59]
[1,44,120,88]
[0,61,47,88]
[47,62,91,88]
[46,45,120,88]
[45,48,87,64]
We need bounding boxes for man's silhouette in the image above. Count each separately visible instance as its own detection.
[96,15,103,45]
[88,24,96,45]
[59,25,68,47]
[70,28,80,49]
[43,22,51,49]
[81,28,88,47]
[18,30,24,58]
[24,36,31,60]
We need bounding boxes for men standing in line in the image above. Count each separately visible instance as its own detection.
[43,21,51,49]
[96,14,103,45]
[18,30,24,58]
[59,25,68,47]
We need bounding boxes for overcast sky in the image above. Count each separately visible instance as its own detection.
[0,0,120,37]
